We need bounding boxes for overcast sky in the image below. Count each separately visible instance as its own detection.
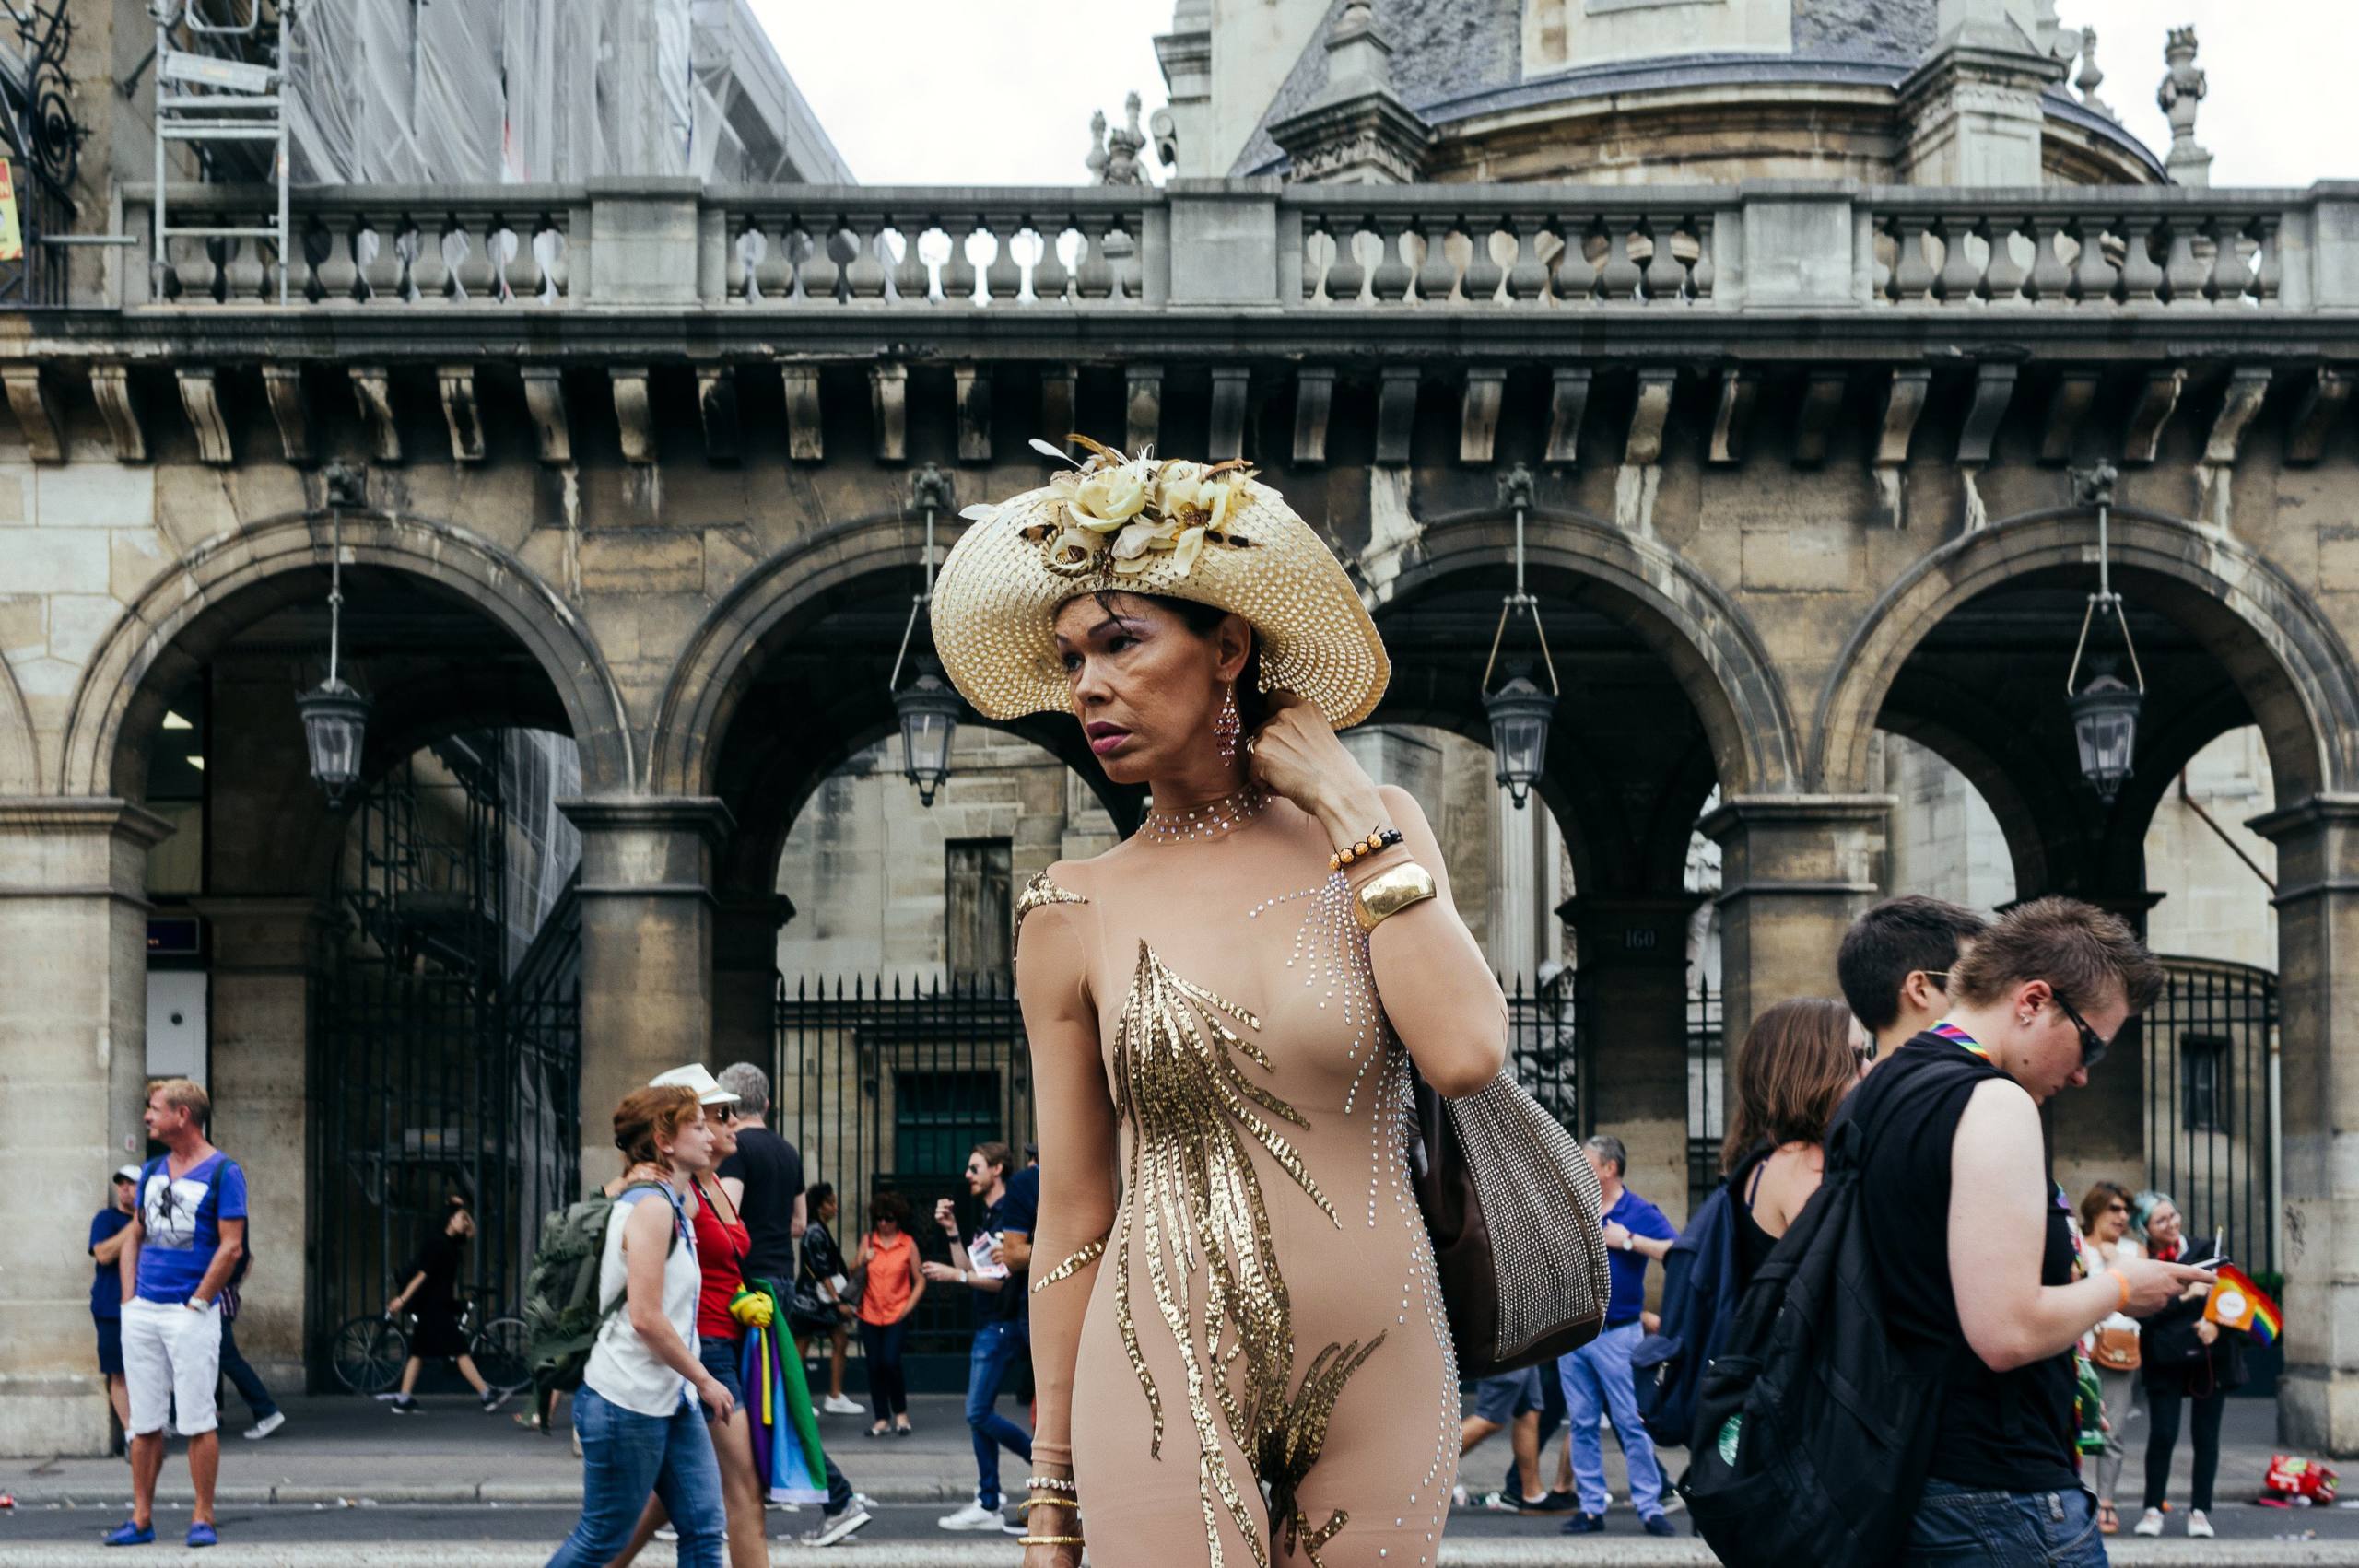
[754,0,2350,189]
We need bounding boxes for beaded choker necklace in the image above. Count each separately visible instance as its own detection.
[1135,785,1270,846]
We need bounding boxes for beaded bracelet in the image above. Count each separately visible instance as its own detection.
[1329,825,1404,873]
[1027,1475,1078,1494]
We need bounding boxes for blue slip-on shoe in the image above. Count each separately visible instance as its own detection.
[101,1521,153,1547]
[1642,1513,1678,1538]
[1560,1512,1606,1534]
[185,1523,218,1549]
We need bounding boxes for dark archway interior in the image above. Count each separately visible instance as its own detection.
[704,569,1139,900]
[1372,568,1722,896]
[1874,568,2252,905]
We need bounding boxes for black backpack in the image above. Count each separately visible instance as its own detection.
[1631,1145,1764,1447]
[1682,1059,1975,1568]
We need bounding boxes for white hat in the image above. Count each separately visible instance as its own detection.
[114,1164,141,1184]
[650,1063,740,1106]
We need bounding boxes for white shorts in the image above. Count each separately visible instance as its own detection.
[121,1294,222,1436]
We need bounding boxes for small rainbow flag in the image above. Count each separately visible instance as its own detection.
[2206,1263,2282,1347]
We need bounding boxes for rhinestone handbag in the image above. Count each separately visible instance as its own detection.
[1407,1066,1614,1378]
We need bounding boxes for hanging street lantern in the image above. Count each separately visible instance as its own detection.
[888,465,964,806]
[298,508,370,804]
[893,669,963,807]
[2063,462,2144,805]
[1481,464,1560,809]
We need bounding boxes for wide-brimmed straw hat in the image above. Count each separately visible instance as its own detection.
[932,439,1389,728]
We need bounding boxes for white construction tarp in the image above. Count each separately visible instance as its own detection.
[279,0,838,186]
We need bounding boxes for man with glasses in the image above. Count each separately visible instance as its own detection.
[1837,895,1989,1060]
[1838,898,2214,1566]
[109,1079,247,1550]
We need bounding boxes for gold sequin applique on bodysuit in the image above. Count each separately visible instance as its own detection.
[1110,939,1384,1568]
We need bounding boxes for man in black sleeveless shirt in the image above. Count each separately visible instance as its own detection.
[1840,897,2213,1566]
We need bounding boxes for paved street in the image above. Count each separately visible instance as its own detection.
[0,1391,2348,1564]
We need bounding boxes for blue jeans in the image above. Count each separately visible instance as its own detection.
[965,1318,1033,1508]
[1558,1320,1664,1519]
[545,1385,725,1568]
[1906,1480,2107,1567]
[217,1317,278,1422]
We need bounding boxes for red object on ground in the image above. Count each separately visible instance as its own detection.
[2263,1455,2340,1504]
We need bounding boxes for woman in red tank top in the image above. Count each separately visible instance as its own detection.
[612,1111,765,1568]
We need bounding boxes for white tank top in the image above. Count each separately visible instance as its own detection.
[583,1183,701,1417]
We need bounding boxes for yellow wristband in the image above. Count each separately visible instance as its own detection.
[1353,862,1438,931]
[2107,1267,2130,1311]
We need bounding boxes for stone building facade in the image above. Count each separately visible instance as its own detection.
[4,0,2358,1458]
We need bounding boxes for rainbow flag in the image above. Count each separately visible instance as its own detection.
[2206,1264,2282,1347]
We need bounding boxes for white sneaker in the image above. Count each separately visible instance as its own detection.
[936,1499,1005,1531]
[798,1503,874,1546]
[1449,1484,1470,1508]
[241,1411,286,1441]
[2132,1508,2165,1538]
[2187,1509,2213,1539]
[822,1394,863,1416]
[653,1526,677,1542]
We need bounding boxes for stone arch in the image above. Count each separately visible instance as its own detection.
[0,649,37,793]
[1371,506,1802,799]
[61,510,635,799]
[650,514,954,799]
[1815,508,2359,804]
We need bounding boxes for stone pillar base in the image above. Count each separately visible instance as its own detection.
[0,1375,114,1458]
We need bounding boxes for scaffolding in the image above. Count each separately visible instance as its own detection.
[150,0,290,303]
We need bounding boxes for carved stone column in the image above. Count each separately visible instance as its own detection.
[0,798,171,1457]
[1567,895,1708,1225]
[1700,795,1893,1077]
[2251,795,2359,1453]
[189,895,334,1389]
[713,893,793,1071]
[561,797,733,1188]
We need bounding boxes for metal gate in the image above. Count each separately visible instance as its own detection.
[772,974,1030,1359]
[2144,957,2278,1276]
[308,737,581,1387]
[1685,977,1726,1205]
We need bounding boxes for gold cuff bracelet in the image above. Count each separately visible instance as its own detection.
[1354,862,1438,931]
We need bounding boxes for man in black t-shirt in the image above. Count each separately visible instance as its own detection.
[1841,898,2211,1564]
[715,1061,805,1286]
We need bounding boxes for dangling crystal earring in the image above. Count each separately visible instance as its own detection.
[1214,682,1241,762]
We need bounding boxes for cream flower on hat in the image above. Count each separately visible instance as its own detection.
[933,437,1390,729]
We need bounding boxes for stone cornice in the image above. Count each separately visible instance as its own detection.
[0,796,176,848]
[557,795,736,845]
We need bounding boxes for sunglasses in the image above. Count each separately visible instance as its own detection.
[2051,992,2110,1071]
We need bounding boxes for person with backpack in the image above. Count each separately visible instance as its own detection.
[542,1084,733,1568]
[1632,999,1866,1457]
[795,1183,862,1415]
[1559,1133,1678,1538]
[1692,898,2212,1568]
[1724,1000,1869,1287]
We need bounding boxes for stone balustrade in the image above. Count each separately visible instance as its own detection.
[99,178,2359,314]
[1869,189,2302,309]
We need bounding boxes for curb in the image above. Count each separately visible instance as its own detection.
[0,1540,2353,1567]
[4,1480,980,1507]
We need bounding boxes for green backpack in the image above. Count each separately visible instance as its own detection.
[522,1181,679,1422]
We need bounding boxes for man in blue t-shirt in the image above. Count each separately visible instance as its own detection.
[88,1165,140,1446]
[924,1141,1036,1529]
[109,1079,247,1550]
[1557,1133,1679,1538]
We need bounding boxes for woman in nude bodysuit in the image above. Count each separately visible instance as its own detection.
[930,450,1508,1568]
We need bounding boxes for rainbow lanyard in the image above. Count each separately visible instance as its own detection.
[1929,1020,1990,1061]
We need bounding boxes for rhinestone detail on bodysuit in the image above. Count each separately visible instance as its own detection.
[1109,940,1383,1568]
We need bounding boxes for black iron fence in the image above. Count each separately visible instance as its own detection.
[2144,956,2278,1277]
[1685,975,1727,1205]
